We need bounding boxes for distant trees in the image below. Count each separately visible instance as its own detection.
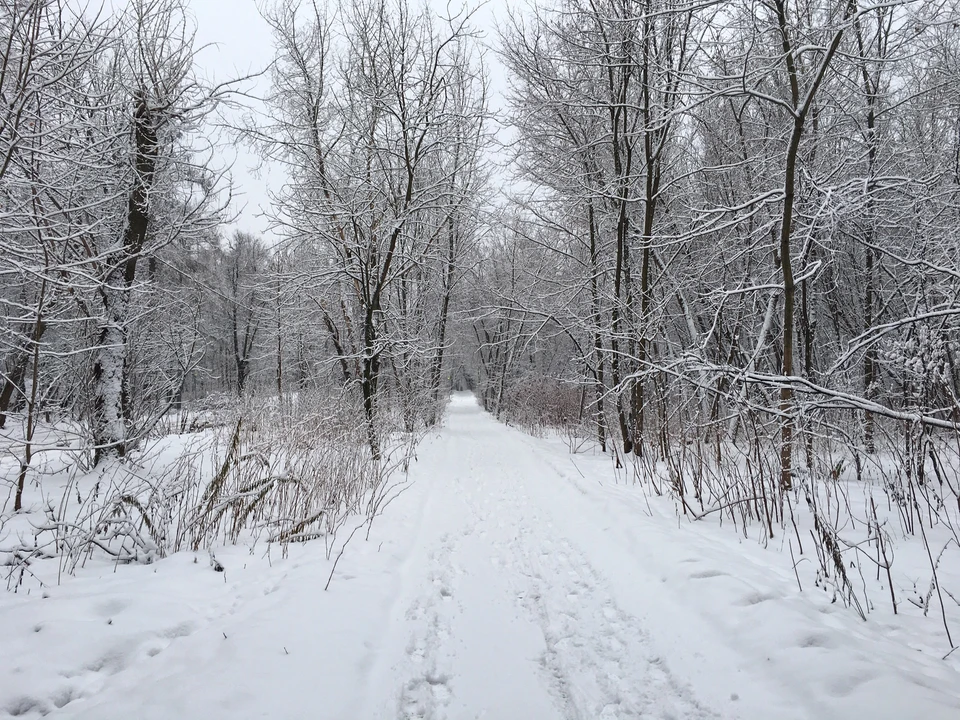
[0,0,229,475]
[498,0,706,455]
[214,232,270,396]
[259,0,488,454]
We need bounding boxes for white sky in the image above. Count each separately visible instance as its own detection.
[184,0,511,244]
[189,0,279,241]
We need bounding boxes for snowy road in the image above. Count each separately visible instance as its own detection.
[5,394,960,719]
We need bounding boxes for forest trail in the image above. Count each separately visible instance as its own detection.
[359,394,724,720]
[9,395,959,720]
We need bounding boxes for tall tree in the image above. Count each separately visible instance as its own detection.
[259,0,488,455]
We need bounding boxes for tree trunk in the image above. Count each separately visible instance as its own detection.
[92,92,157,465]
[427,218,458,425]
[773,0,849,491]
[0,321,44,429]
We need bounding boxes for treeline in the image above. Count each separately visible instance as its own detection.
[466,1,960,625]
[0,0,487,512]
[473,0,960,476]
[0,0,234,501]
[5,0,960,578]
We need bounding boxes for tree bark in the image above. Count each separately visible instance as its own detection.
[93,92,157,465]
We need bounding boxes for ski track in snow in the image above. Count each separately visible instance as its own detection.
[480,468,707,718]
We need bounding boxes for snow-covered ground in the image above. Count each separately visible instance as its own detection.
[3,394,960,719]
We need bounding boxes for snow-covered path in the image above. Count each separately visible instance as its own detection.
[359,396,718,720]
[5,394,960,719]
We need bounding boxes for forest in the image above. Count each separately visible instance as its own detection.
[3,0,960,660]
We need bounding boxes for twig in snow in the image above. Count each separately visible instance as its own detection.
[789,539,803,592]
[324,521,365,592]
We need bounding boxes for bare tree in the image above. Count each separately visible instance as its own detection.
[259,0,488,455]
[217,231,269,396]
[87,0,227,462]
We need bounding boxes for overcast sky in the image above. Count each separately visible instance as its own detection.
[181,0,509,244]
[188,0,278,241]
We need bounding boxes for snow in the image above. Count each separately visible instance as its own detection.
[3,393,960,719]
